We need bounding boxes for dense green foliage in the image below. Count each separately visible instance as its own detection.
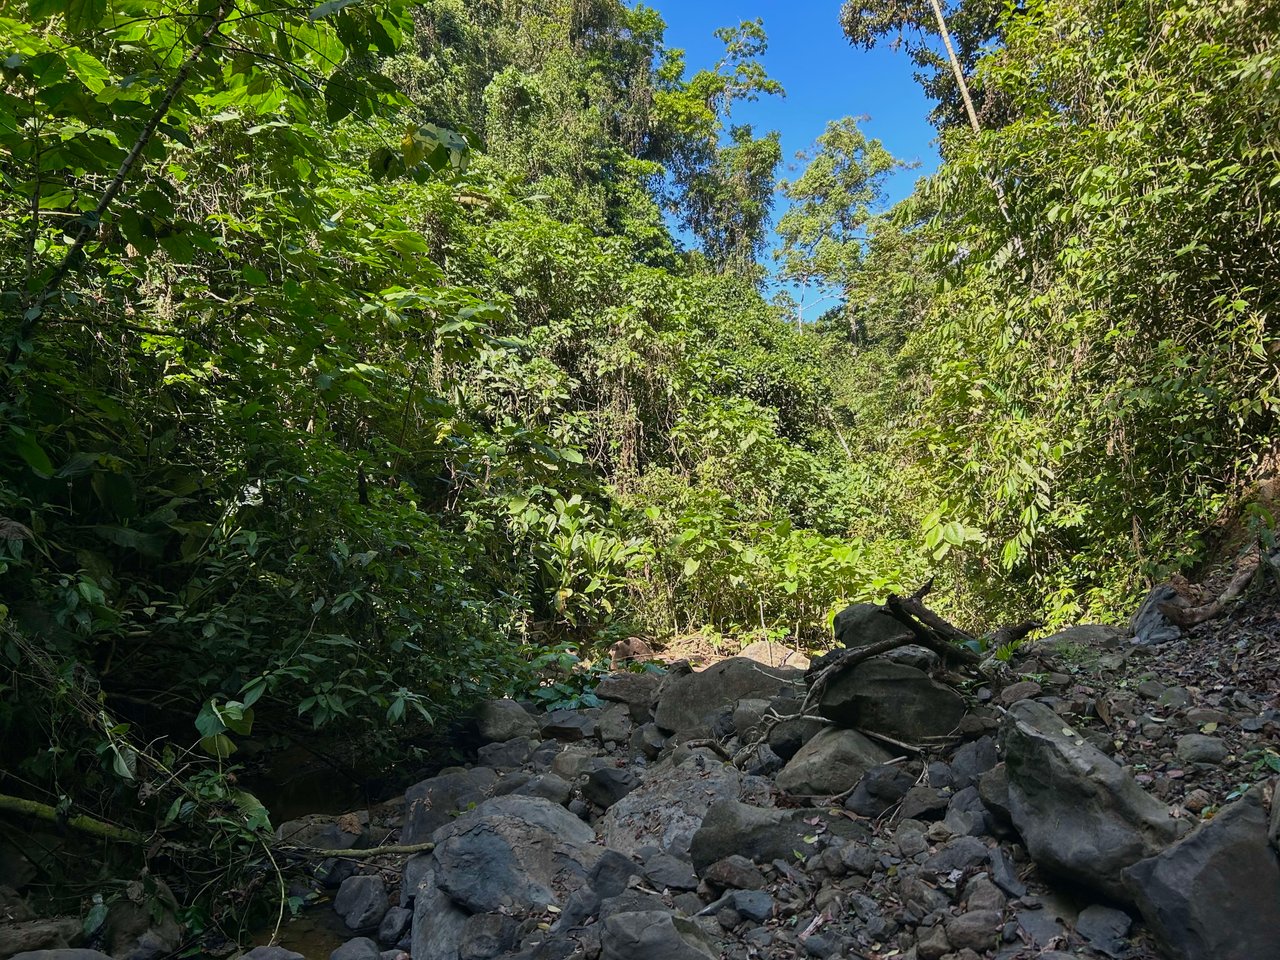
[0,0,1275,936]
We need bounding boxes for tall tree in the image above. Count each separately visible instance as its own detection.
[775,117,903,337]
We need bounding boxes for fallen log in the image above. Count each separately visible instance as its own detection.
[0,793,147,844]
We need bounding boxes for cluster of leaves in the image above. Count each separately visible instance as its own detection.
[831,0,1280,623]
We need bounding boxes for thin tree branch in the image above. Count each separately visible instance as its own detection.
[8,2,233,365]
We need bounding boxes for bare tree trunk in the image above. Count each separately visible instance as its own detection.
[927,0,981,134]
[926,0,1025,258]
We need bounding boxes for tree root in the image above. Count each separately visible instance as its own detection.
[1158,544,1264,627]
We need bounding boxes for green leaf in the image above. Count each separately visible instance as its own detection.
[198,733,237,759]
[310,0,360,20]
[65,0,106,32]
[324,74,359,123]
[9,428,54,478]
[63,48,108,92]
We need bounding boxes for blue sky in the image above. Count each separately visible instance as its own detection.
[653,0,941,314]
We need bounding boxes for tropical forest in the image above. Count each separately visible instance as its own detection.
[0,0,1278,958]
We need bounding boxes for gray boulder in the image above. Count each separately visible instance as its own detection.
[409,866,468,960]
[475,737,533,769]
[1002,700,1176,900]
[597,702,634,744]
[457,913,519,960]
[1029,624,1124,655]
[330,938,381,960]
[1174,733,1228,764]
[600,755,742,859]
[595,672,663,722]
[334,874,389,931]
[775,727,892,796]
[1130,584,1183,646]
[600,911,717,960]
[833,603,911,648]
[844,763,917,817]
[402,767,498,845]
[476,699,539,743]
[654,658,802,736]
[429,795,601,914]
[0,920,82,958]
[738,640,810,670]
[1123,787,1280,960]
[819,659,966,744]
[541,708,598,741]
[689,799,867,874]
[583,767,640,808]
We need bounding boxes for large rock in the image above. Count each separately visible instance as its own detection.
[600,911,717,960]
[689,799,867,874]
[738,640,810,670]
[600,755,742,859]
[819,659,967,744]
[333,874,388,931]
[654,658,803,736]
[476,699,539,743]
[595,672,663,722]
[775,727,892,796]
[402,768,498,845]
[1130,584,1183,646]
[0,919,82,958]
[833,603,911,648]
[1123,787,1280,960]
[1002,700,1176,901]
[1028,624,1125,655]
[428,795,601,914]
[409,866,468,960]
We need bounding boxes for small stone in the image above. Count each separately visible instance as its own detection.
[330,937,381,960]
[945,910,1002,951]
[998,680,1043,706]
[899,786,950,821]
[1075,904,1132,957]
[963,874,1007,913]
[643,852,698,891]
[1183,788,1213,813]
[728,890,774,922]
[1175,733,1228,764]
[916,922,951,960]
[1157,686,1191,709]
[376,906,411,945]
[839,844,877,877]
[334,875,389,932]
[897,826,928,858]
[583,767,640,808]
[1136,679,1166,700]
[801,933,838,957]
[701,855,766,890]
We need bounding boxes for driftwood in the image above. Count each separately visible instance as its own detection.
[0,793,147,844]
[1158,545,1265,628]
[277,840,436,858]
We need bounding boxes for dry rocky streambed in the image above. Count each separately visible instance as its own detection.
[16,594,1280,960]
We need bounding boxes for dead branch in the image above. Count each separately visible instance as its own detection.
[277,840,436,858]
[1158,545,1262,627]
